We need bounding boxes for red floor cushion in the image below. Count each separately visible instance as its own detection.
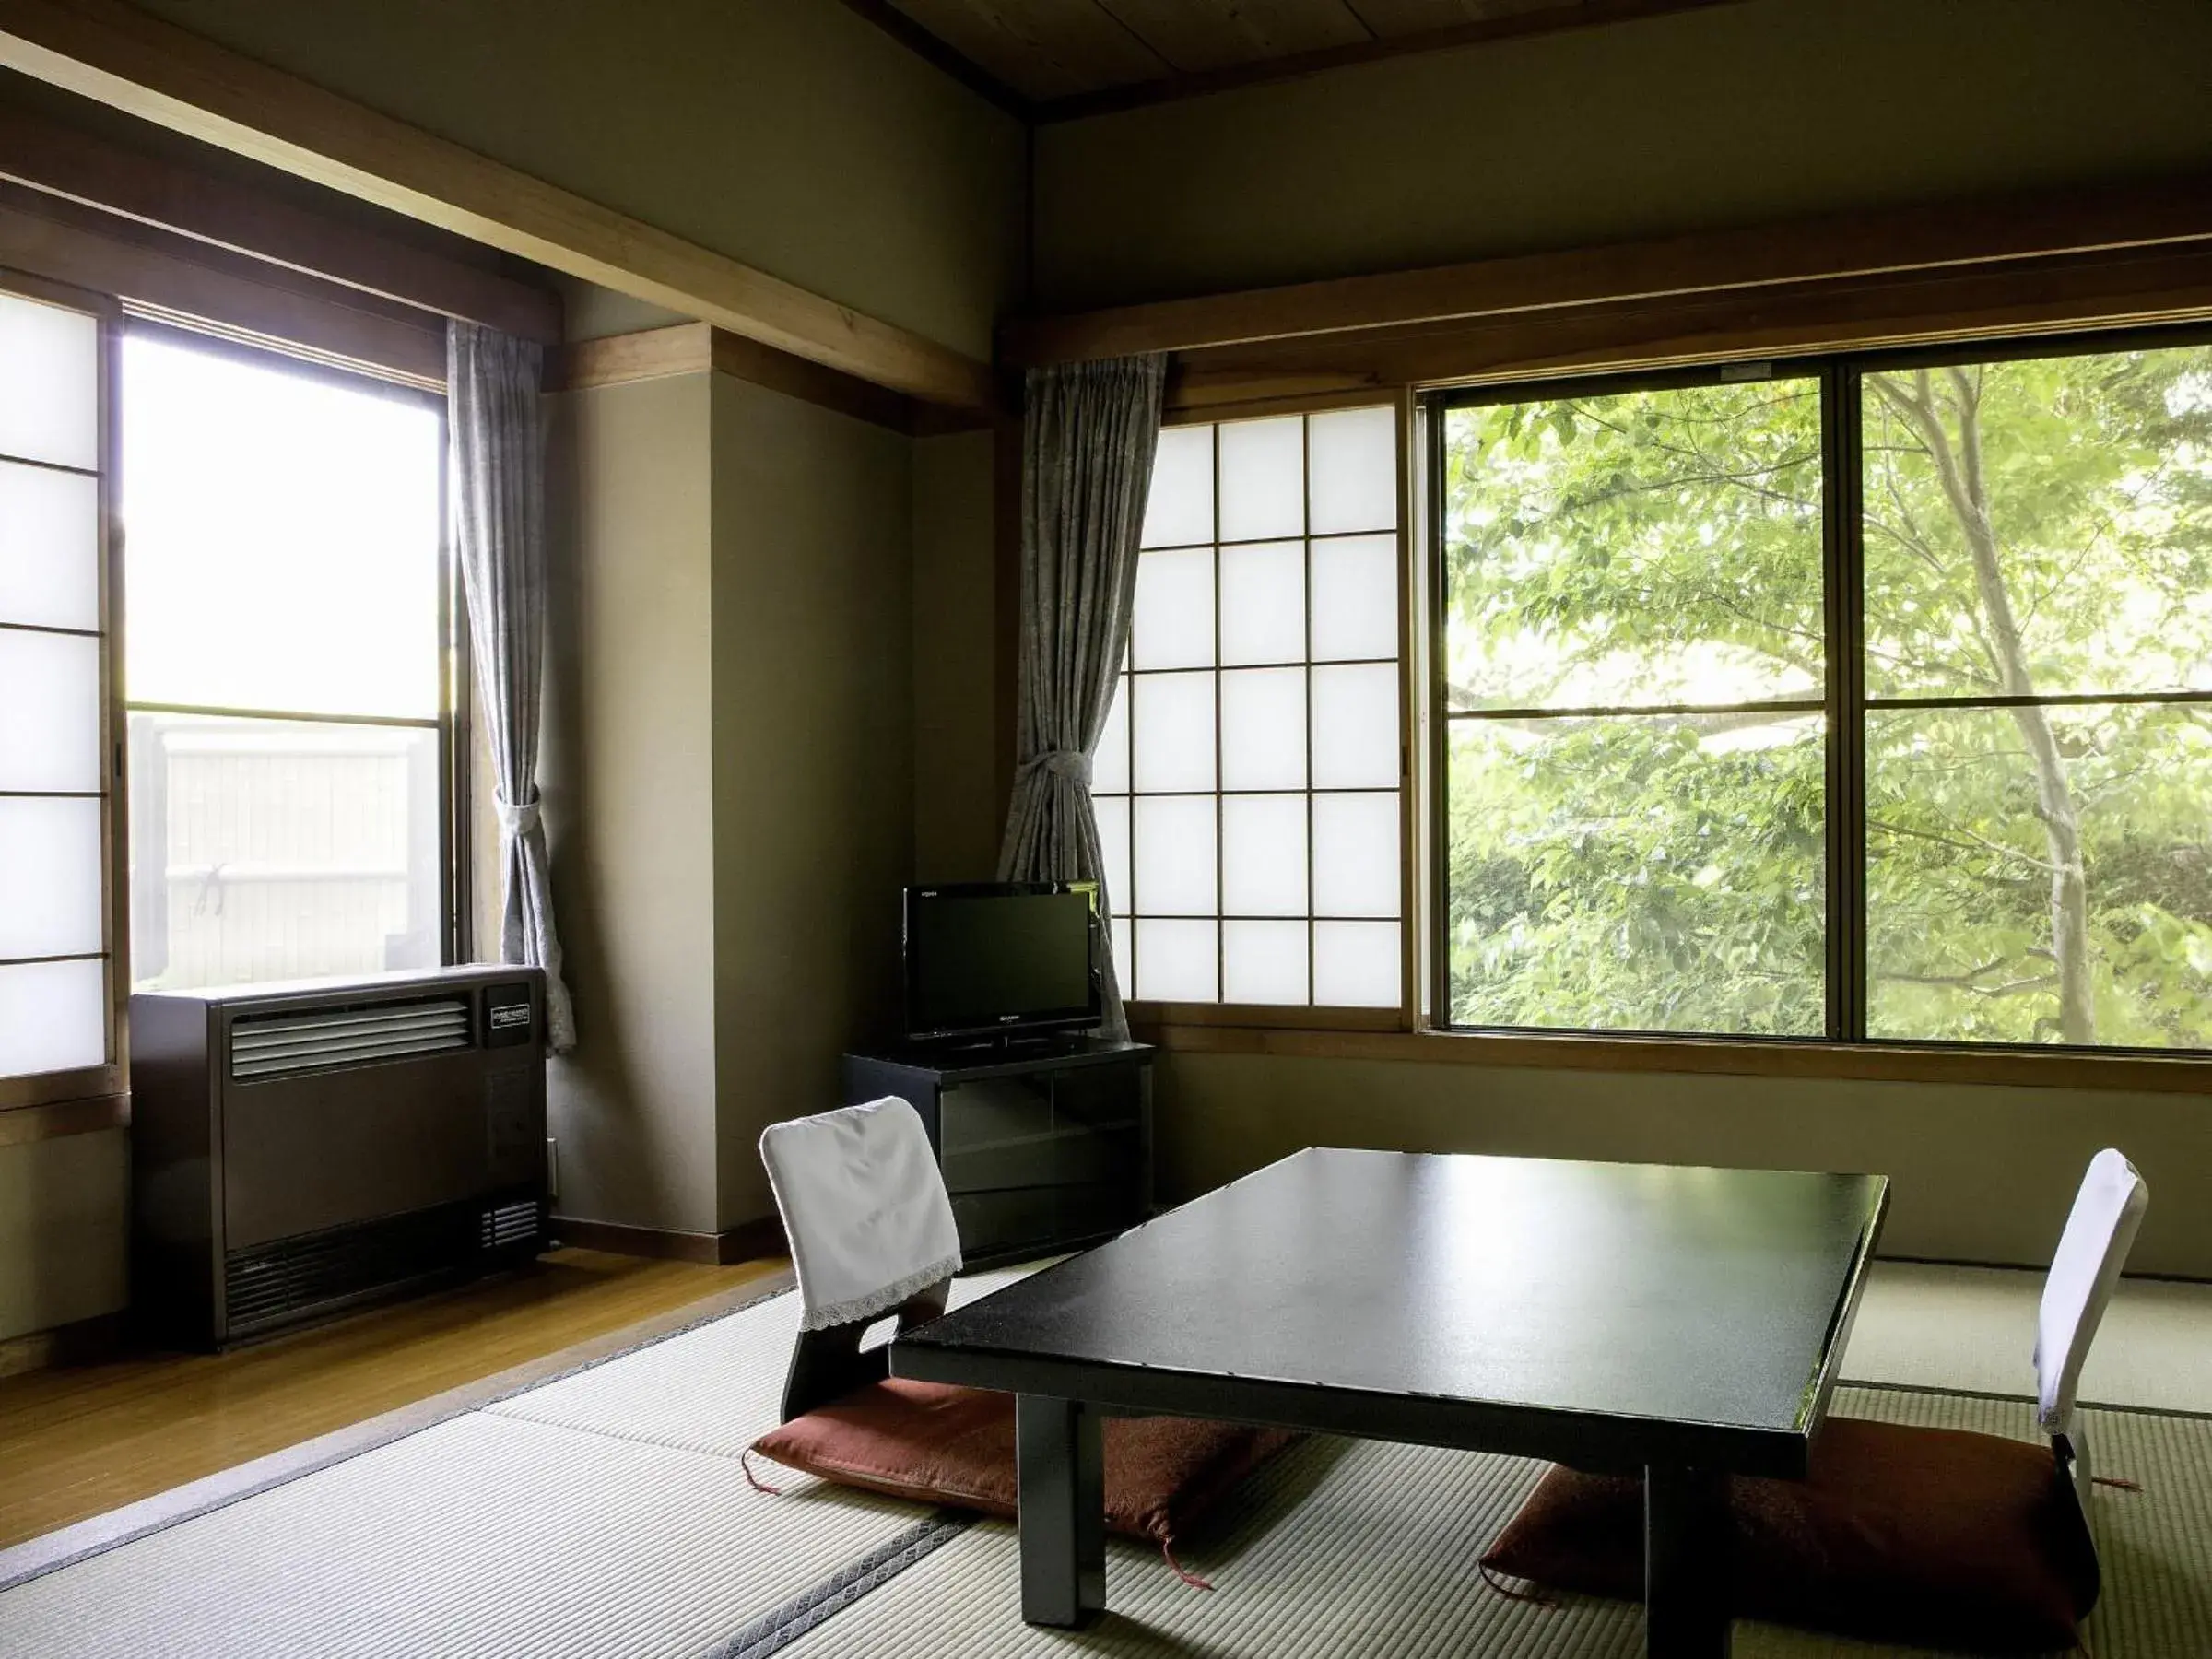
[752,1378,1297,1547]
[1481,1416,2100,1654]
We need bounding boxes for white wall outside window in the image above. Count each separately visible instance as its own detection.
[1093,406,1405,1008]
[122,330,448,991]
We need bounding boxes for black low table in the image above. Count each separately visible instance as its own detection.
[892,1147,1888,1658]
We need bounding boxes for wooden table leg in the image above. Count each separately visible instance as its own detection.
[1645,1465,1730,1659]
[1017,1394,1105,1628]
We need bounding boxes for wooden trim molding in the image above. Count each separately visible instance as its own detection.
[0,1093,130,1147]
[1006,171,2212,368]
[0,183,445,384]
[0,99,559,343]
[1146,1023,2212,1097]
[551,322,928,433]
[551,1213,788,1267]
[0,0,995,413]
[1128,1002,1406,1033]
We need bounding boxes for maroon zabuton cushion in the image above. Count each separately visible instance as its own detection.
[1481,1416,2100,1654]
[752,1379,1297,1547]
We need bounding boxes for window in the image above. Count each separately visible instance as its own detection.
[1096,407,1405,1009]
[1434,333,2212,1051]
[0,282,116,1093]
[122,328,453,991]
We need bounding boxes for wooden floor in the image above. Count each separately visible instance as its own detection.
[0,1248,781,1551]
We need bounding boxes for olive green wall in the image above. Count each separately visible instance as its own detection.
[540,370,721,1236]
[1155,1053,2212,1277]
[912,429,1005,886]
[709,373,917,1231]
[0,1133,128,1344]
[1033,0,2212,310]
[129,0,1027,357]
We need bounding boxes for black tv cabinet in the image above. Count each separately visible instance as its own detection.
[841,1038,1154,1265]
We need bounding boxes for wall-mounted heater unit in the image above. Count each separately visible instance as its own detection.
[131,965,548,1349]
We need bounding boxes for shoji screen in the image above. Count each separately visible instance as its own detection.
[1092,406,1405,1010]
[0,280,118,1100]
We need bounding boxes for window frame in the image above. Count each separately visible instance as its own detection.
[116,317,470,995]
[0,271,128,1115]
[1113,395,1418,1028]
[1420,319,2212,1063]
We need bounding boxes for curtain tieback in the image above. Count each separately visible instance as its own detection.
[1018,748,1092,788]
[496,794,543,838]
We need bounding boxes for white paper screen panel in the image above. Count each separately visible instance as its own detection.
[1225,920,1310,1005]
[0,282,112,1088]
[0,463,100,632]
[0,293,98,472]
[1095,406,1404,1011]
[0,959,107,1076]
[1218,541,1304,665]
[1132,547,1214,670]
[1141,425,1213,549]
[0,797,104,959]
[1134,794,1216,915]
[0,629,102,794]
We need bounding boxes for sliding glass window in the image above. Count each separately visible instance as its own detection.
[1433,331,2212,1052]
[122,327,452,991]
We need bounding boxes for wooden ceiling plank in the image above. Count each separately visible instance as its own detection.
[889,0,1171,100]
[1096,0,1371,73]
[0,0,997,412]
[1003,171,2212,365]
[1345,0,1578,34]
[1037,0,1743,121]
[0,98,559,343]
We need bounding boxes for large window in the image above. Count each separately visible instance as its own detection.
[1435,334,2212,1051]
[1097,407,1405,1009]
[123,329,452,990]
[0,282,116,1094]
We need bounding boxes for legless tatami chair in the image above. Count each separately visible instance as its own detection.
[759,1096,963,1421]
[1484,1147,2152,1653]
[2037,1147,2150,1517]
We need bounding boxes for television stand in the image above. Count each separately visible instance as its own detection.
[841,1038,1153,1266]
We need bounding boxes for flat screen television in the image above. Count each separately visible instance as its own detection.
[903,881,1100,1043]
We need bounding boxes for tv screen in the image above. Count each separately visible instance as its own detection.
[904,883,1099,1041]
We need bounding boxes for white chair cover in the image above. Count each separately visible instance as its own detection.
[759,1097,963,1334]
[2033,1148,2149,1439]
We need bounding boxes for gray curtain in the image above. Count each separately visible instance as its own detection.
[449,320,575,1052]
[997,354,1167,1040]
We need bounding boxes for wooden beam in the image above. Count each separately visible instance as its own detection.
[0,99,559,343]
[0,0,997,413]
[550,323,713,392]
[1161,243,2212,418]
[551,322,930,433]
[0,183,446,385]
[1006,171,2212,366]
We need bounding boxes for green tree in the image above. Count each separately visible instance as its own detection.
[1443,344,2212,1047]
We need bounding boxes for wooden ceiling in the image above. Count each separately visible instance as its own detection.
[851,0,1742,119]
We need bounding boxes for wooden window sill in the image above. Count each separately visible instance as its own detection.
[1130,1019,2212,1095]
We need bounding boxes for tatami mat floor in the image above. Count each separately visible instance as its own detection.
[1847,1261,2212,1411]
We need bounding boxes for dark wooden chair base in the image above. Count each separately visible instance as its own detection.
[781,1281,950,1421]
